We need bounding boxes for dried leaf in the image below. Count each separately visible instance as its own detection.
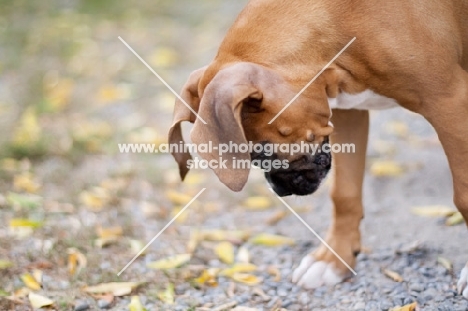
[157,283,175,304]
[10,218,43,228]
[243,197,271,210]
[411,206,456,218]
[128,295,146,311]
[250,233,295,247]
[13,172,41,193]
[370,161,404,177]
[83,282,141,296]
[147,254,191,270]
[186,229,200,254]
[0,260,13,269]
[267,265,281,282]
[231,273,262,286]
[266,210,288,225]
[390,302,418,311]
[68,248,87,276]
[97,226,123,239]
[383,269,403,282]
[80,187,110,211]
[200,230,250,243]
[437,257,452,271]
[21,273,41,290]
[194,268,219,287]
[446,212,464,226]
[166,191,193,205]
[28,292,53,309]
[220,263,258,277]
[215,242,235,265]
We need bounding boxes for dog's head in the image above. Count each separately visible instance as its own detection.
[169,62,334,196]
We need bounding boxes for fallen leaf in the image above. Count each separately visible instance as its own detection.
[97,84,130,104]
[194,268,219,287]
[383,269,403,282]
[128,295,146,311]
[157,283,175,304]
[446,212,464,226]
[32,269,42,284]
[236,246,250,263]
[44,78,74,112]
[166,191,193,205]
[28,292,54,309]
[13,172,41,193]
[171,205,189,224]
[186,229,200,254]
[9,219,43,228]
[390,302,418,311]
[266,210,288,225]
[250,233,295,247]
[96,226,123,247]
[220,263,257,277]
[68,248,87,276]
[83,282,141,296]
[411,206,456,218]
[147,254,191,270]
[21,273,41,290]
[370,161,404,177]
[12,107,42,148]
[215,242,235,265]
[130,240,146,255]
[437,257,452,271]
[0,260,13,269]
[80,187,110,211]
[243,197,271,211]
[200,229,250,244]
[267,265,281,282]
[231,273,262,286]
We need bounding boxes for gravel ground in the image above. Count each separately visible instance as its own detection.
[1,0,467,310]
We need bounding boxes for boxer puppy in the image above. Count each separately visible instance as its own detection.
[169,0,468,298]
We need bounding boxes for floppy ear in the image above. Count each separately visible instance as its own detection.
[191,70,263,192]
[168,67,206,180]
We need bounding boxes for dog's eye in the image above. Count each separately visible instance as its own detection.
[243,98,263,113]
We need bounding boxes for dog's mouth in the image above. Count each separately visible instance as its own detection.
[255,139,332,197]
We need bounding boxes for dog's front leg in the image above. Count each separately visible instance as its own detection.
[293,109,369,288]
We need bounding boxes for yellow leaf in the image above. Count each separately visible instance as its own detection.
[21,273,41,290]
[68,248,87,276]
[383,269,403,282]
[194,268,219,287]
[83,282,141,296]
[171,206,189,224]
[128,295,146,311]
[390,302,418,311]
[231,273,262,286]
[250,233,295,247]
[147,254,191,270]
[32,269,42,284]
[97,226,123,239]
[411,206,456,218]
[28,292,54,309]
[187,229,200,254]
[184,173,205,185]
[446,212,464,226]
[10,219,43,228]
[0,260,13,269]
[97,84,130,104]
[385,121,409,138]
[219,263,257,277]
[215,242,235,265]
[201,230,250,243]
[370,161,404,177]
[266,210,288,225]
[12,107,42,147]
[150,47,178,68]
[157,283,175,304]
[80,187,110,211]
[166,191,193,205]
[44,78,74,112]
[437,257,453,271]
[130,240,146,255]
[13,172,40,193]
[267,265,281,282]
[243,197,271,210]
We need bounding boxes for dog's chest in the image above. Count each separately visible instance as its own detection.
[328,90,399,110]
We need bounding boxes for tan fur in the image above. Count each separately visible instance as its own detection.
[169,0,468,290]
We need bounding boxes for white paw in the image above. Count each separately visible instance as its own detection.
[458,264,468,299]
[292,255,345,289]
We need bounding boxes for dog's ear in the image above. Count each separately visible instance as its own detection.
[191,68,263,192]
[169,67,207,180]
